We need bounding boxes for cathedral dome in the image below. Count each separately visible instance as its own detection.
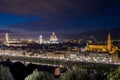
[50,32,58,42]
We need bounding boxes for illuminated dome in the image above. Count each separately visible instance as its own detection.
[50,32,58,42]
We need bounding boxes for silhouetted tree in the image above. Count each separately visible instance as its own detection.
[9,62,27,80]
[0,65,15,80]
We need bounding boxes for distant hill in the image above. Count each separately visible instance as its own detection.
[67,28,120,41]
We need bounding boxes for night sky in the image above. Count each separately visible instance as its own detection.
[0,0,120,39]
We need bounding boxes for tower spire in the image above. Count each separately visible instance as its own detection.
[53,32,55,35]
[107,32,111,52]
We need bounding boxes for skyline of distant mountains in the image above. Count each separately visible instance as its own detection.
[66,28,120,41]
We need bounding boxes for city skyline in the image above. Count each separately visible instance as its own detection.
[0,1,120,80]
[0,0,120,38]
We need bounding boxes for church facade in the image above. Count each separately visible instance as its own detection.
[86,33,118,54]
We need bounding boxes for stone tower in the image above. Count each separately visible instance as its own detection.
[38,35,43,44]
[107,32,111,52]
[5,33,9,46]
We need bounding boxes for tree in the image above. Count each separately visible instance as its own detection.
[25,69,39,80]
[106,66,120,80]
[59,66,91,80]
[25,69,54,80]
[0,66,15,80]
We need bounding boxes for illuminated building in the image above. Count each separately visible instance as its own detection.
[70,53,77,60]
[4,33,27,47]
[86,33,118,54]
[50,32,59,43]
[36,32,59,44]
[54,51,65,59]
[50,32,58,42]
[38,35,43,44]
[4,33,9,46]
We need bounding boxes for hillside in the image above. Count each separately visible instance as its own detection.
[67,28,120,41]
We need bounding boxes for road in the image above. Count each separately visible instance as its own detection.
[0,49,120,66]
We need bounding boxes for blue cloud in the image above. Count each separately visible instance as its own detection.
[0,13,43,26]
[66,22,77,26]
[0,0,119,34]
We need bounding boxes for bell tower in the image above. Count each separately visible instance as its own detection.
[38,35,43,44]
[107,32,111,52]
[5,33,9,46]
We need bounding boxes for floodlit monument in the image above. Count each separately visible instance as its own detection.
[4,33,27,47]
[4,33,9,46]
[50,32,59,43]
[86,33,118,54]
[38,35,43,44]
